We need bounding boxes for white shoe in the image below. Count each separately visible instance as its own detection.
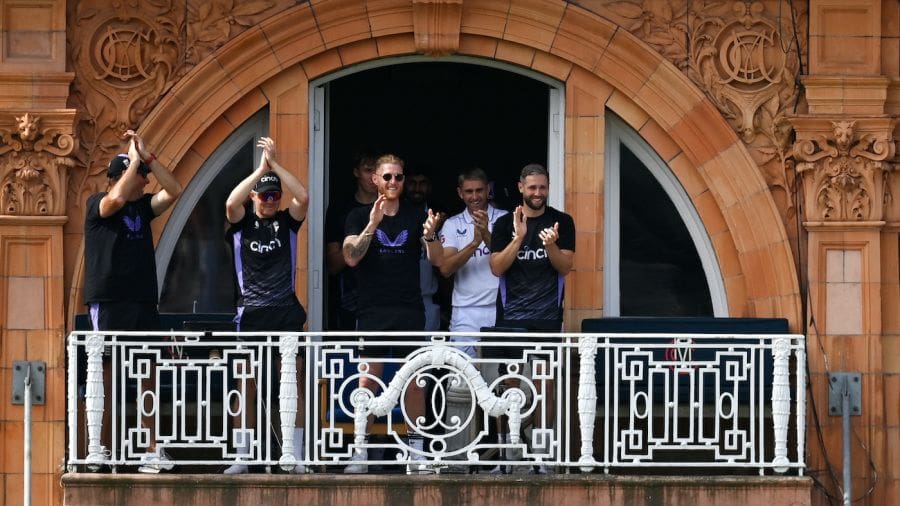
[343,448,368,474]
[137,448,174,474]
[85,445,111,472]
[406,454,435,475]
[223,462,249,474]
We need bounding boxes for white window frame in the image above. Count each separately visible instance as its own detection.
[308,56,566,331]
[603,113,728,317]
[155,111,269,295]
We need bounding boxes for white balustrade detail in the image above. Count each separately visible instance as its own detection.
[65,330,806,474]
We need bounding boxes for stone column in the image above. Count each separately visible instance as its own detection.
[792,116,895,504]
[0,0,76,502]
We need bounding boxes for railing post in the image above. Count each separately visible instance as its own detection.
[84,334,106,470]
[771,336,791,473]
[577,336,598,472]
[278,335,299,471]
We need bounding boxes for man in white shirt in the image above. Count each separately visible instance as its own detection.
[439,167,508,356]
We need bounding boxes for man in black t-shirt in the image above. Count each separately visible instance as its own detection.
[341,154,444,474]
[324,149,378,330]
[489,163,575,474]
[223,137,310,474]
[83,130,183,473]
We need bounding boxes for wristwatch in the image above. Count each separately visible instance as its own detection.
[422,234,437,243]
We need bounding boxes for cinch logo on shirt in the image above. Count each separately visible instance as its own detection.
[472,244,491,257]
[250,238,282,253]
[517,245,548,261]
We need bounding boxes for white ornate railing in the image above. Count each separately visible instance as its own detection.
[66,330,806,474]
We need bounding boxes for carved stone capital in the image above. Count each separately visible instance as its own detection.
[791,116,896,222]
[413,0,463,56]
[0,110,78,216]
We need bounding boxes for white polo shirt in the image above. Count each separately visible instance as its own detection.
[439,205,508,307]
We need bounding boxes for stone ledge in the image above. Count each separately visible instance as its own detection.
[62,473,812,506]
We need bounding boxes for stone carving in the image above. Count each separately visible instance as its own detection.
[66,1,290,222]
[793,120,896,221]
[0,112,77,215]
[413,0,463,56]
[599,0,806,219]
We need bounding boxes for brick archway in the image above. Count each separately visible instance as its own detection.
[69,0,801,329]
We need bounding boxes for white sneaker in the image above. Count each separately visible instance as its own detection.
[223,462,249,474]
[85,445,111,472]
[137,448,174,474]
[290,464,309,474]
[406,453,436,475]
[343,448,368,474]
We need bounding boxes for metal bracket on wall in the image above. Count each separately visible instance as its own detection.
[12,361,46,405]
[827,372,861,416]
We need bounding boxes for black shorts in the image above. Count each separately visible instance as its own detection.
[356,305,425,358]
[235,300,308,353]
[482,320,562,359]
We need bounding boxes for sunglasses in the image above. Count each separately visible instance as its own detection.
[258,191,282,202]
[381,173,405,182]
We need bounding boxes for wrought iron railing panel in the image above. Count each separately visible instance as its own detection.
[65,331,806,474]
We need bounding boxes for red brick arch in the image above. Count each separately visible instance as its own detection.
[71,0,801,329]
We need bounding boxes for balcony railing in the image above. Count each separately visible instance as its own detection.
[65,330,806,474]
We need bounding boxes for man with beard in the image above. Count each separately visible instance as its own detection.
[341,154,444,474]
[489,163,575,474]
[405,170,445,331]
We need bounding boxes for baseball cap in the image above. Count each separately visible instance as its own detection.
[253,172,282,193]
[107,154,150,179]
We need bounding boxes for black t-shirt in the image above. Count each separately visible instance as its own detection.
[83,192,159,304]
[344,200,425,318]
[227,208,303,307]
[325,194,370,311]
[490,206,576,322]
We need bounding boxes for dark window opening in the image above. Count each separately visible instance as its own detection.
[619,144,713,316]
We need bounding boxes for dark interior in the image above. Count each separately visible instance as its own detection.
[327,62,550,215]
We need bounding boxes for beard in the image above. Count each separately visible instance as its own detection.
[524,195,546,211]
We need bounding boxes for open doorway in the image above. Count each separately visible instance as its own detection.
[320,61,553,330]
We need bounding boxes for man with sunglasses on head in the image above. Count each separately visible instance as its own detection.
[223,137,310,474]
[341,154,444,474]
[83,129,183,473]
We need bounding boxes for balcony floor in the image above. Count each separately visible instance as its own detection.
[62,472,811,506]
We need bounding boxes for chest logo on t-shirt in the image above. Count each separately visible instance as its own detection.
[250,237,282,253]
[122,214,144,240]
[376,229,407,248]
[517,245,548,261]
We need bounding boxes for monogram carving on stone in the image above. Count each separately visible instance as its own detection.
[793,121,896,221]
[0,113,76,216]
[601,0,805,219]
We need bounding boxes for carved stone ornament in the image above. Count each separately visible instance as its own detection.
[597,0,806,223]
[67,1,290,214]
[792,119,896,222]
[412,0,463,56]
[0,112,77,216]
